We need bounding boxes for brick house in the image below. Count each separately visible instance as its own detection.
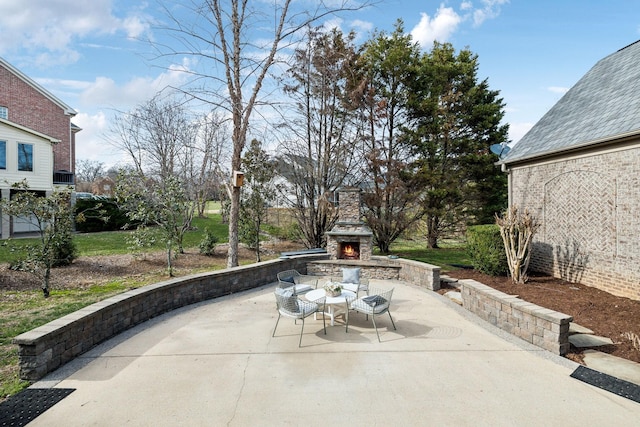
[0,56,80,238]
[499,40,640,300]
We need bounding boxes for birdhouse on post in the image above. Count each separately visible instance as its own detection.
[233,171,244,187]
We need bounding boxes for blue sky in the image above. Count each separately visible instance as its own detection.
[1,0,640,169]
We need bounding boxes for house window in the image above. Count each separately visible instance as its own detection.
[0,140,6,169]
[18,143,33,171]
[0,106,7,120]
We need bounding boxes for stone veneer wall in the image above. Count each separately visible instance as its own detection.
[13,255,326,381]
[508,143,640,300]
[326,188,373,261]
[325,230,373,261]
[461,279,573,355]
[307,256,441,291]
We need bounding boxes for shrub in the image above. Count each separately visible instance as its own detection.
[51,224,77,267]
[466,224,508,276]
[75,198,130,232]
[125,226,157,259]
[199,227,219,256]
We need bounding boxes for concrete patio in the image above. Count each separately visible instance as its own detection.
[24,280,639,426]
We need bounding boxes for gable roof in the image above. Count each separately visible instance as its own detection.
[0,118,61,143]
[501,40,640,165]
[0,57,76,117]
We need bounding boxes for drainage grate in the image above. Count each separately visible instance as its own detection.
[570,365,640,404]
[0,388,75,427]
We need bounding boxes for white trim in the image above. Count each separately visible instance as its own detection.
[0,56,76,117]
[0,118,60,143]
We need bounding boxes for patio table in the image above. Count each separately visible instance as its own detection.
[305,289,355,326]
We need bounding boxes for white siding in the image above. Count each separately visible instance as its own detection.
[0,122,54,191]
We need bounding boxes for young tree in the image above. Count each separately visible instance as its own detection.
[1,182,76,297]
[239,139,277,262]
[152,0,372,268]
[404,42,509,248]
[355,22,425,253]
[277,27,360,248]
[496,206,540,284]
[115,172,192,276]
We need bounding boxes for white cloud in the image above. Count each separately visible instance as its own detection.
[77,60,191,110]
[73,111,126,168]
[410,6,462,48]
[409,1,508,48]
[473,0,510,27]
[0,0,150,63]
[508,122,534,144]
[547,86,569,94]
[350,19,374,34]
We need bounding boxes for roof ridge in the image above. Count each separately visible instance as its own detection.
[617,39,640,52]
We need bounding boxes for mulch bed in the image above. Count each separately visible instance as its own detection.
[443,270,640,364]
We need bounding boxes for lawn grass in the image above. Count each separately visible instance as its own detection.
[387,238,471,272]
[0,214,229,261]
[0,280,136,399]
[0,213,229,400]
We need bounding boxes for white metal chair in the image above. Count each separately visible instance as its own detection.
[273,289,326,347]
[276,269,318,295]
[346,287,396,342]
[330,276,369,298]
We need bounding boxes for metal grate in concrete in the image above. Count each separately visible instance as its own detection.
[0,388,75,426]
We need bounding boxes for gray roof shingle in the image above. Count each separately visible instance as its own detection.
[501,40,640,164]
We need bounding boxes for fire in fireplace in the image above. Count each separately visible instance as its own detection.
[339,242,360,260]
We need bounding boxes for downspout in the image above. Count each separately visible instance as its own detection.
[69,122,73,184]
[501,162,512,207]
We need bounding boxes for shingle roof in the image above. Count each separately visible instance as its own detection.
[501,40,640,164]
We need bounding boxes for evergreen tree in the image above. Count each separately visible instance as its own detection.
[403,42,509,248]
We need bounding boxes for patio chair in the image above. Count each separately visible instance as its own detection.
[276,269,318,295]
[346,287,396,342]
[328,267,369,298]
[273,289,326,347]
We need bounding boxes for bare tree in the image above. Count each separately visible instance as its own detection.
[277,27,361,248]
[496,206,540,284]
[108,95,192,180]
[151,0,373,267]
[75,159,105,192]
[179,110,230,217]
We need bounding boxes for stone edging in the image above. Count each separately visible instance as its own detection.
[460,279,573,355]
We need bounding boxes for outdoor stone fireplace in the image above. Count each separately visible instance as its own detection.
[326,188,373,261]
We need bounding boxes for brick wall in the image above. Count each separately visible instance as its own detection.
[508,142,640,300]
[0,63,74,172]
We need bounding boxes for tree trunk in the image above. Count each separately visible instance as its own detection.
[167,241,174,277]
[42,267,50,298]
[426,216,439,249]
[227,186,240,268]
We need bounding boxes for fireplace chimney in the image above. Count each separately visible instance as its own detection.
[325,187,373,261]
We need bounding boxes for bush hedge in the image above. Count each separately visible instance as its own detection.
[466,224,508,276]
[74,198,130,233]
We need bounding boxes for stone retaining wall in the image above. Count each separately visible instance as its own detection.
[460,279,573,355]
[13,255,325,381]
